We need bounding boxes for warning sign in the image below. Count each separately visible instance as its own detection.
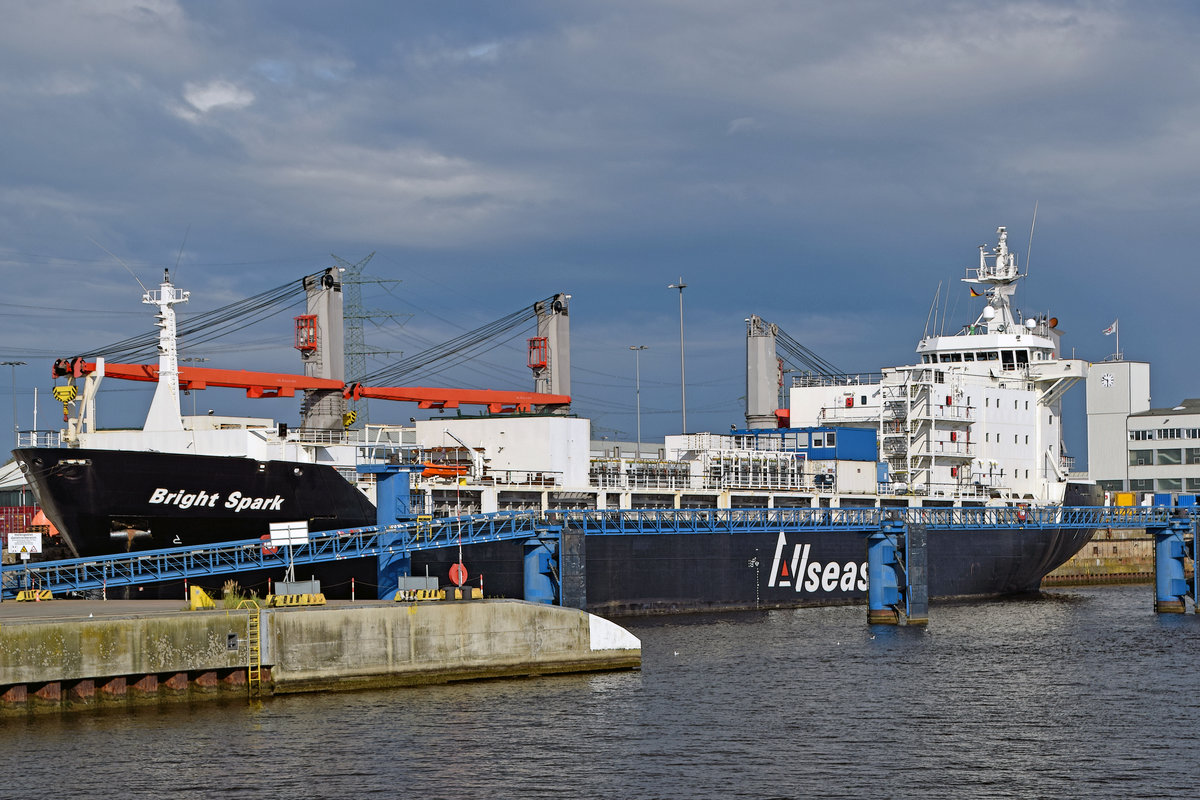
[8,531,42,555]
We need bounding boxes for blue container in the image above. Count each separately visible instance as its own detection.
[1154,492,1174,508]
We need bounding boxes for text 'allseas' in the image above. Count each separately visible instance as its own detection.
[148,488,285,512]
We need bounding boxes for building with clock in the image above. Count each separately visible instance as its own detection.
[1085,359,1200,497]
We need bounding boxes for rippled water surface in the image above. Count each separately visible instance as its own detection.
[4,585,1197,799]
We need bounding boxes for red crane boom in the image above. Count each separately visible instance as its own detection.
[52,358,571,410]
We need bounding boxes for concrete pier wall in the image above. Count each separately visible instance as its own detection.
[0,599,640,714]
[270,599,640,693]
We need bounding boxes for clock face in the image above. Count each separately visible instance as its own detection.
[1101,373,1115,388]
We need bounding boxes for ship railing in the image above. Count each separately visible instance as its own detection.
[926,405,973,421]
[16,430,62,448]
[918,442,975,457]
[547,505,1186,535]
[791,372,884,388]
[818,406,879,421]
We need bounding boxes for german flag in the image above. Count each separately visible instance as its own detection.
[969,287,983,297]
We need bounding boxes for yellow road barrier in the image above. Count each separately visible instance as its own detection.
[266,593,326,607]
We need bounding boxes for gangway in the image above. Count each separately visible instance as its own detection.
[0,513,554,600]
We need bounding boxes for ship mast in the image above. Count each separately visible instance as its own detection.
[142,269,189,432]
[962,226,1022,334]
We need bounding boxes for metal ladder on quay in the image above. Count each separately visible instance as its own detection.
[244,601,263,699]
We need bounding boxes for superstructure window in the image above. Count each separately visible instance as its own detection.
[1187,448,1200,465]
[964,353,975,361]
[1159,428,1182,440]
[1131,479,1152,492]
[1157,449,1182,466]
[1131,430,1154,441]
[1130,449,1152,466]
[1158,478,1182,492]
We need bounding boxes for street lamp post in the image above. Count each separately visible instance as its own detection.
[1,361,26,448]
[667,278,687,434]
[629,345,647,458]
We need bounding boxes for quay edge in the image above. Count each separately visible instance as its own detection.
[0,599,641,715]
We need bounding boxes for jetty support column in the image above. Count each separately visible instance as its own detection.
[1151,512,1192,613]
[867,516,928,626]
[524,530,561,605]
[358,463,425,600]
[867,518,903,624]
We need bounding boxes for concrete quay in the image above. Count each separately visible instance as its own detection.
[0,598,641,715]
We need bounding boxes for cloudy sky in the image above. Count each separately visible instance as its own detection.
[1,0,1196,465]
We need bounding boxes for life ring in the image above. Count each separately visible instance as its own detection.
[261,534,279,556]
[1016,507,1027,523]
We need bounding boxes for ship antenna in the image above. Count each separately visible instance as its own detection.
[943,281,960,336]
[173,224,191,281]
[1024,200,1038,279]
[923,281,941,339]
[89,237,148,294]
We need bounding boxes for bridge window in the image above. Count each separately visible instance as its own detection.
[964,352,975,361]
[1001,350,1015,370]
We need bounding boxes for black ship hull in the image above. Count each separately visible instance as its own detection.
[13,447,1100,613]
[14,447,376,557]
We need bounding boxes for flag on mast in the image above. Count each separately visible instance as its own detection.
[1102,320,1118,336]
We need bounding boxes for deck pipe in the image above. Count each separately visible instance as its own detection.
[1152,513,1192,613]
[359,463,424,600]
[523,537,559,605]
[866,518,904,624]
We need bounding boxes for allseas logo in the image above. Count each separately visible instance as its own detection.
[767,531,867,594]
[148,488,285,512]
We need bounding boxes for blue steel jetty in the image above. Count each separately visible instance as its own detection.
[5,505,1195,624]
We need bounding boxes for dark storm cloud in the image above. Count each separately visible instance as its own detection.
[0,1,1196,457]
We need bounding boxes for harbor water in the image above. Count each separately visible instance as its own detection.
[3,584,1197,799]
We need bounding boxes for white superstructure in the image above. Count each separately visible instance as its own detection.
[789,227,1086,504]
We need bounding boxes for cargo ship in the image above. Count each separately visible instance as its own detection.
[13,226,1100,612]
